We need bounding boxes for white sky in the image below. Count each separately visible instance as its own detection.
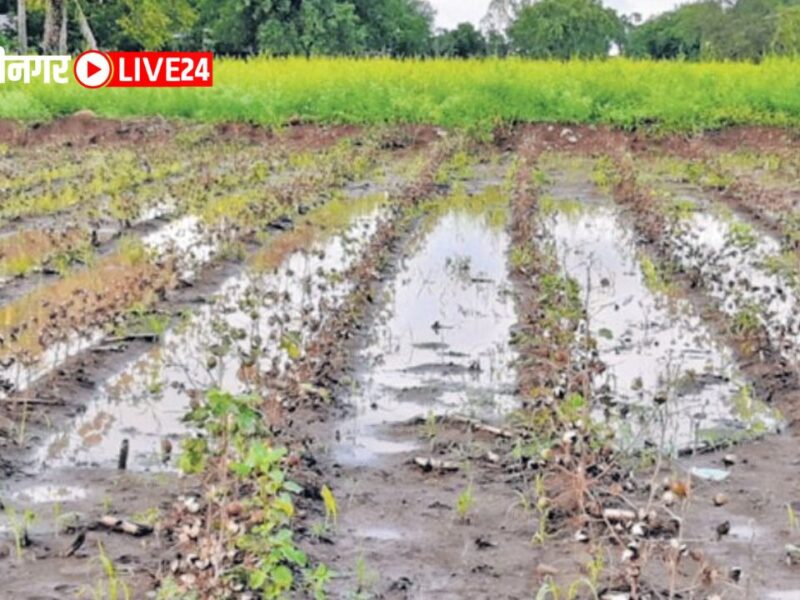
[430,0,687,30]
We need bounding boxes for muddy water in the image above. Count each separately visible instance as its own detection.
[335,188,517,464]
[34,201,387,472]
[142,214,220,279]
[670,205,800,363]
[0,214,226,401]
[543,172,774,453]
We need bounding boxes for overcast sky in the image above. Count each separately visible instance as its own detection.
[430,0,686,30]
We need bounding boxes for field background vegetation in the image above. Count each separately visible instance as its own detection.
[1,58,799,131]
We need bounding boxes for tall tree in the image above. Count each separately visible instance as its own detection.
[17,0,27,51]
[42,0,66,53]
[294,0,364,57]
[627,1,722,60]
[773,4,800,54]
[480,0,522,36]
[116,0,196,50]
[74,0,97,49]
[434,22,486,57]
[710,0,792,60]
[351,0,434,56]
[257,0,365,57]
[507,0,623,59]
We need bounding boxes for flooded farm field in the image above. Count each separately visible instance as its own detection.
[1,119,800,599]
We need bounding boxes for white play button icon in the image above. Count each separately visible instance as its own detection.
[74,51,112,89]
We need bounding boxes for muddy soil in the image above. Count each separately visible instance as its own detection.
[2,119,800,600]
[0,121,421,598]
[304,184,545,599]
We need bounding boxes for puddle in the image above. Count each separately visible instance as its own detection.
[670,206,800,364]
[689,466,730,482]
[9,484,87,504]
[142,215,219,280]
[335,188,518,466]
[544,175,775,453]
[0,215,225,401]
[36,200,387,470]
[728,520,766,542]
[354,526,404,541]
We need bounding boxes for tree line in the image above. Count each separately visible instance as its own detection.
[1,0,799,60]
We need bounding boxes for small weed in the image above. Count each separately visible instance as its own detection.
[640,255,671,296]
[730,303,762,338]
[321,484,339,528]
[422,410,438,439]
[94,541,131,600]
[4,505,35,560]
[354,553,378,594]
[455,484,475,523]
[788,503,799,532]
[532,473,551,545]
[510,246,534,271]
[727,221,758,250]
[132,507,160,527]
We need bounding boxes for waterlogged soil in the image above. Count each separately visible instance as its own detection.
[335,198,517,466]
[308,185,548,599]
[0,123,416,597]
[3,120,800,599]
[613,159,800,598]
[38,204,385,472]
[540,165,776,454]
[0,203,390,598]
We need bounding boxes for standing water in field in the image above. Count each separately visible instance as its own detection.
[335,187,518,465]
[0,215,225,401]
[541,169,776,453]
[669,203,800,363]
[36,197,387,471]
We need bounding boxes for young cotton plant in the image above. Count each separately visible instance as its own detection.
[177,389,331,598]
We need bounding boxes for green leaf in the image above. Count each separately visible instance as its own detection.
[280,332,303,360]
[273,565,294,590]
[178,438,208,475]
[282,545,307,567]
[284,480,304,494]
[249,568,268,590]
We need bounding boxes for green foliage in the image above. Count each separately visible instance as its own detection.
[508,0,624,59]
[178,437,208,474]
[3,57,800,130]
[639,255,671,295]
[116,0,197,50]
[629,0,800,61]
[184,389,265,439]
[181,389,328,597]
[6,0,800,62]
[435,22,487,58]
[187,0,432,57]
[731,302,762,337]
[627,2,723,60]
[255,0,366,57]
[773,5,800,55]
[727,221,758,249]
[455,484,475,522]
[351,0,434,56]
